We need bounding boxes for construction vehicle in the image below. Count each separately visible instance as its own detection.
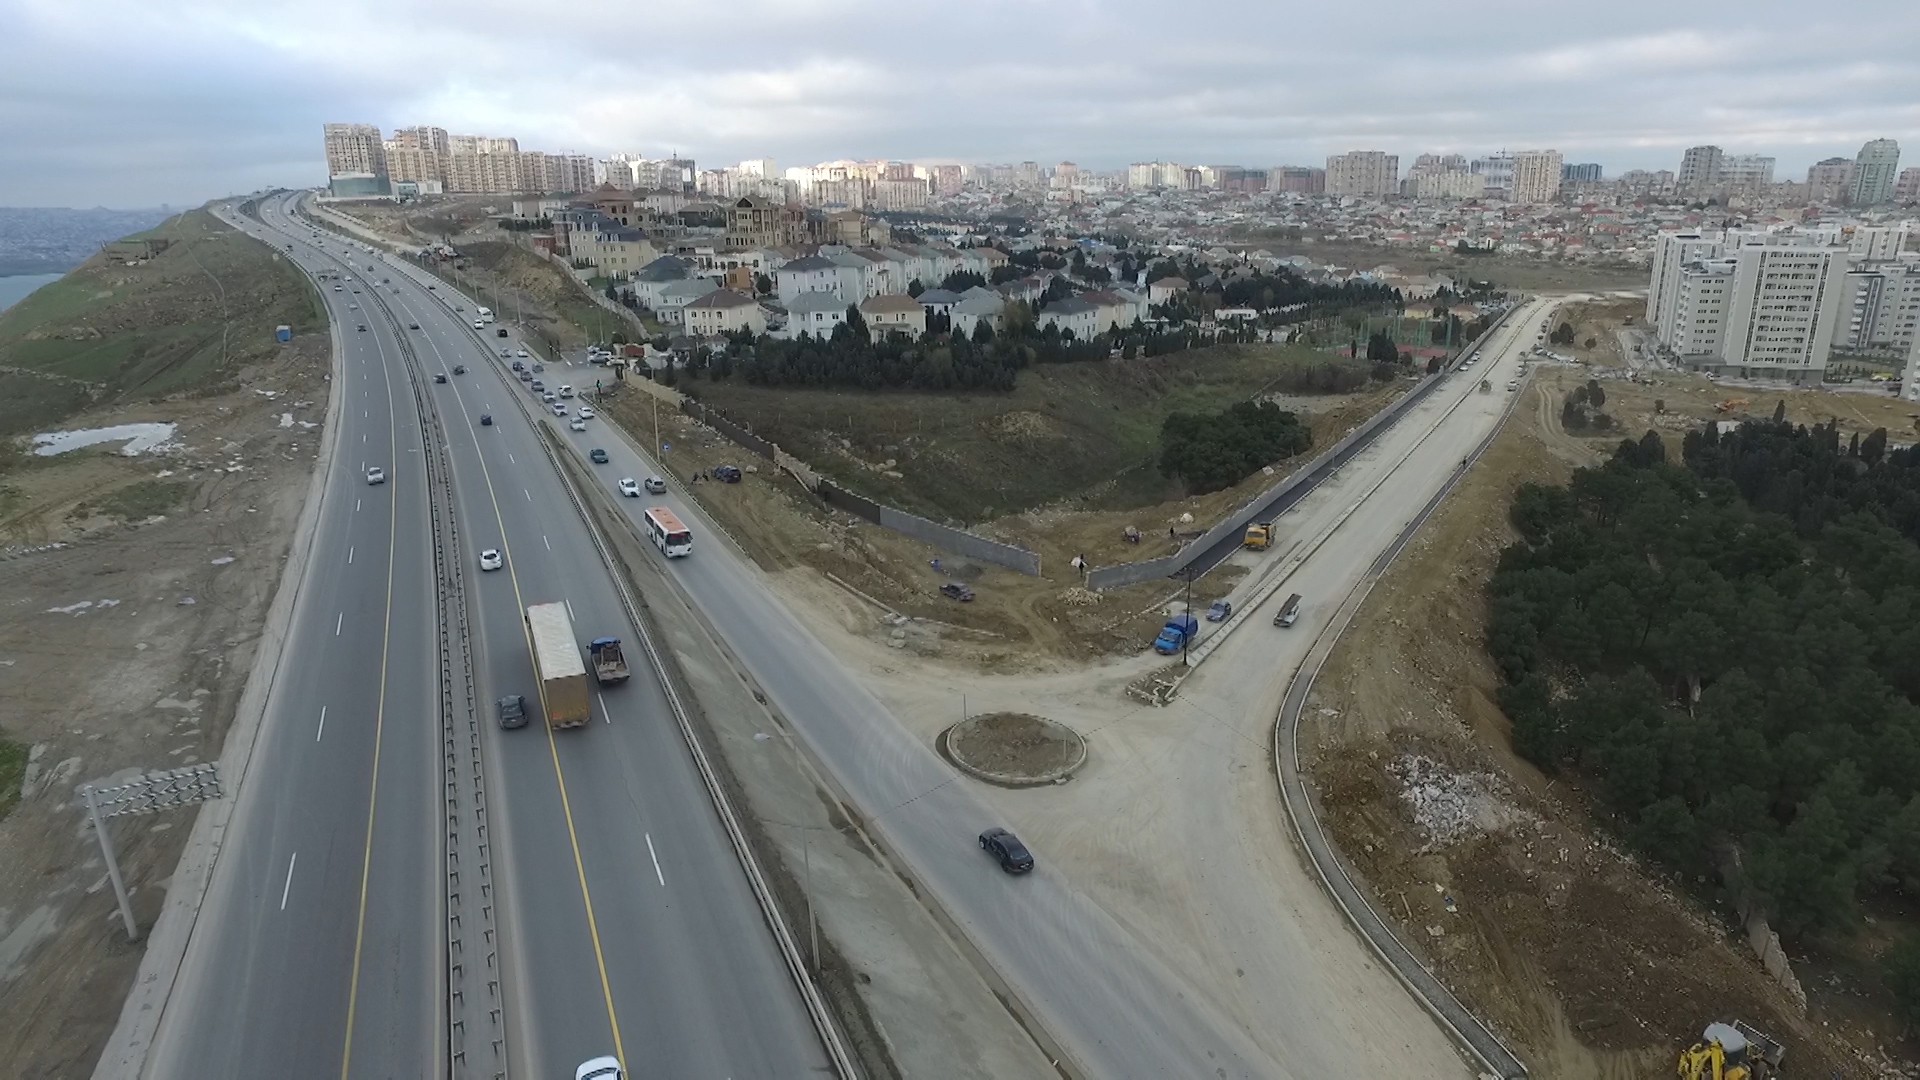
[1677,1020,1784,1080]
[588,637,630,686]
[526,602,591,728]
[1244,521,1276,550]
[1714,398,1750,414]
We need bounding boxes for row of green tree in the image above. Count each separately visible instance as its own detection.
[1488,415,1920,937]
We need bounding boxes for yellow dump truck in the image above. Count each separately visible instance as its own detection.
[526,602,591,729]
[1244,522,1275,550]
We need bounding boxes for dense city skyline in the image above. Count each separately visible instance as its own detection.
[7,0,1919,206]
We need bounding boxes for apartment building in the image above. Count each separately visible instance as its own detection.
[1649,229,1850,380]
[724,196,802,249]
[1721,243,1848,379]
[1325,151,1398,198]
[322,123,388,195]
[1838,262,1920,354]
[859,294,927,338]
[1269,166,1326,194]
[1677,145,1722,192]
[1719,154,1775,189]
[1562,162,1603,183]
[1510,150,1563,204]
[870,177,930,212]
[1848,224,1910,262]
[1897,168,1920,205]
[1807,158,1855,203]
[1851,139,1902,206]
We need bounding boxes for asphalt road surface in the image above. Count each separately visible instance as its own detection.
[147,205,443,1079]
[145,197,825,1080]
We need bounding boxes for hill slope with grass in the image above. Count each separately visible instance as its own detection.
[687,344,1373,522]
[0,209,322,436]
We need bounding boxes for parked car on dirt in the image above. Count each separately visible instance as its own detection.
[1206,600,1231,622]
[940,582,974,602]
[712,465,743,483]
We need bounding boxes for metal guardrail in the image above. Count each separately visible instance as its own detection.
[371,267,507,1080]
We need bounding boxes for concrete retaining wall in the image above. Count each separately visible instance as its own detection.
[876,505,1042,576]
[1087,305,1518,592]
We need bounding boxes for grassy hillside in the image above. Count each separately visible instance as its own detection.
[687,344,1369,522]
[0,209,322,436]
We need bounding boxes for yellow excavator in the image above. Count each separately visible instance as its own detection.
[1678,1020,1785,1080]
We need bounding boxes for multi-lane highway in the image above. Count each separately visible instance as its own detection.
[159,189,1552,1080]
[143,196,828,1079]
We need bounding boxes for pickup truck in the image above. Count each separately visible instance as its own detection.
[588,637,630,685]
[1152,613,1199,655]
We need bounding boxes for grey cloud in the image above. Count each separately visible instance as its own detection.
[2,0,1916,207]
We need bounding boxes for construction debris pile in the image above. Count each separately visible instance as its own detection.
[1388,753,1533,849]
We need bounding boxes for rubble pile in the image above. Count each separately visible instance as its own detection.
[1389,753,1532,849]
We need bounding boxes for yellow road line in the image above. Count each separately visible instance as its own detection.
[416,319,629,1070]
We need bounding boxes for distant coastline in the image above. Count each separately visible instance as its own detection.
[0,272,66,312]
[0,259,81,278]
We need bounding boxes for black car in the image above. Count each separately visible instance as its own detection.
[356,323,368,331]
[511,360,524,371]
[497,328,509,338]
[518,371,533,382]
[589,448,609,464]
[434,373,448,384]
[497,694,527,730]
[480,414,493,426]
[408,322,420,329]
[712,464,743,483]
[452,364,467,375]
[530,363,544,373]
[940,582,974,602]
[978,828,1034,874]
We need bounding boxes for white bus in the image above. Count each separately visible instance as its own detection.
[476,306,495,324]
[642,506,693,558]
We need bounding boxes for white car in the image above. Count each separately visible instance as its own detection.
[551,403,568,416]
[366,466,386,485]
[558,385,575,398]
[575,1058,621,1080]
[515,348,529,358]
[479,549,503,571]
[577,406,594,419]
[570,418,587,431]
[617,477,641,497]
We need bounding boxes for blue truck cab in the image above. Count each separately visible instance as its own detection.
[1152,613,1200,655]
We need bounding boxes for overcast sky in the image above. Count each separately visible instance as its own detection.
[5,0,1918,208]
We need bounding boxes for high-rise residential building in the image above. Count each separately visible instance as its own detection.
[449,134,520,156]
[1678,145,1723,191]
[1414,153,1468,172]
[1269,166,1325,194]
[1719,154,1775,189]
[1851,139,1902,206]
[323,123,388,182]
[1648,229,1850,380]
[1406,168,1485,201]
[1838,262,1920,354]
[1325,151,1398,198]
[1896,167,1920,205]
[1807,158,1855,203]
[1470,152,1514,198]
[870,177,930,212]
[1847,224,1910,262]
[1561,162,1603,183]
[1510,150,1563,203]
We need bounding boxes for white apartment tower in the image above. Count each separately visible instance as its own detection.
[1325,151,1398,198]
[1721,243,1849,380]
[1510,150,1563,203]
